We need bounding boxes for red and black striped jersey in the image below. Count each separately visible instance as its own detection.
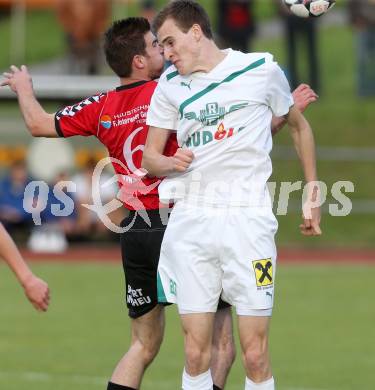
[55,80,177,210]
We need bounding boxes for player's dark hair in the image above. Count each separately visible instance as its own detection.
[152,0,213,39]
[104,17,150,78]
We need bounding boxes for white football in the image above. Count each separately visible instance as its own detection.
[284,0,336,18]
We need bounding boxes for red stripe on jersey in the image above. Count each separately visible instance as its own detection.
[55,80,178,210]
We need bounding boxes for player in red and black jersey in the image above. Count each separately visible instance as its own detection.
[2,17,318,390]
[2,18,179,390]
[54,81,176,211]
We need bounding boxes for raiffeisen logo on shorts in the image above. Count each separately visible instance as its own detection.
[100,114,112,129]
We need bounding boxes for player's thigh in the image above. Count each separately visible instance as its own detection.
[221,207,278,315]
[131,304,165,349]
[121,212,165,318]
[237,315,271,353]
[213,306,234,347]
[181,312,216,350]
[158,202,222,312]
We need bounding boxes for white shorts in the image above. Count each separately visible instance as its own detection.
[157,200,278,316]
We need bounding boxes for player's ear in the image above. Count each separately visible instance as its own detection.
[133,54,146,70]
[191,23,202,42]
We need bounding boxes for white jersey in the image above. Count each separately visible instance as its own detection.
[146,49,294,206]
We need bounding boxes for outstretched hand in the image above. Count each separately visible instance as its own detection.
[1,65,33,94]
[292,83,318,113]
[22,274,50,312]
[272,83,318,136]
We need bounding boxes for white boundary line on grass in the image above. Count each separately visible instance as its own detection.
[0,370,327,390]
[0,370,105,386]
[0,370,178,387]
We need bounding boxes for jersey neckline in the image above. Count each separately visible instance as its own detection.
[116,80,151,91]
[191,48,233,78]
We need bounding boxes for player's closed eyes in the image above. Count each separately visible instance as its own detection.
[165,39,174,48]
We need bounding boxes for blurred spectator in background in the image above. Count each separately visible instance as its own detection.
[72,158,124,241]
[217,0,256,52]
[0,2,11,20]
[56,0,111,75]
[0,159,33,233]
[41,171,77,236]
[349,0,375,97]
[28,171,75,253]
[141,0,157,22]
[276,0,320,93]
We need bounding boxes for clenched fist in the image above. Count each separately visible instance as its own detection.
[171,148,194,173]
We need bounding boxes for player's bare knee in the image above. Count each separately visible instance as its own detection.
[242,343,269,377]
[185,343,212,374]
[134,335,162,367]
[132,329,163,366]
[142,345,159,366]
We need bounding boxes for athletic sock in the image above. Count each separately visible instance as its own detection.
[182,368,213,390]
[245,376,275,389]
[107,381,137,390]
[213,385,222,390]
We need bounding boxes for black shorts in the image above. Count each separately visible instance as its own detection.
[121,208,231,318]
[217,297,231,311]
[121,209,167,319]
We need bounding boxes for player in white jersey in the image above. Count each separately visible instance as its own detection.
[143,2,322,389]
[148,48,292,207]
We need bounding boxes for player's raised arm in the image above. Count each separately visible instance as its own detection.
[142,126,194,177]
[0,223,50,311]
[271,84,318,136]
[1,65,57,137]
[286,105,322,236]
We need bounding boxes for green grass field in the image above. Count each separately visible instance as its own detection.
[1,261,374,390]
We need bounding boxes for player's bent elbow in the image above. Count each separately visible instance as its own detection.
[29,125,50,137]
[28,122,43,137]
[28,119,57,138]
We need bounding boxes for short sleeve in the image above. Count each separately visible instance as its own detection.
[265,60,294,117]
[54,93,107,138]
[146,83,178,130]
